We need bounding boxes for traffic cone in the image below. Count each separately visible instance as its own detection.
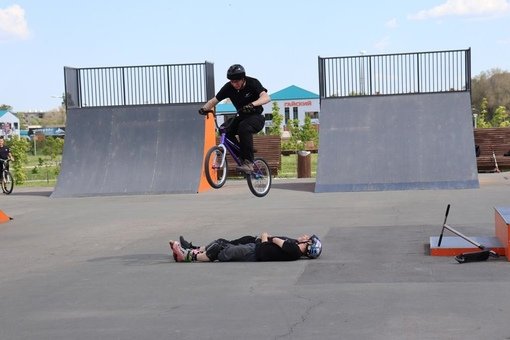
[0,209,12,223]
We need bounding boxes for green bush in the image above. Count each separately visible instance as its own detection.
[282,116,319,152]
[6,136,30,184]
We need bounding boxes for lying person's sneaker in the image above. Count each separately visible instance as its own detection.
[236,160,254,174]
[169,240,178,261]
[171,241,192,262]
[179,235,200,250]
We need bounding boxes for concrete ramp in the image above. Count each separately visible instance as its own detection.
[52,105,213,197]
[315,92,479,192]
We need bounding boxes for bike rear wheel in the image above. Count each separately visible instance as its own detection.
[246,158,271,197]
[204,146,228,189]
[1,170,14,194]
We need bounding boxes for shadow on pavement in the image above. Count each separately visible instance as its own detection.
[8,190,53,197]
[87,253,172,266]
[271,181,315,192]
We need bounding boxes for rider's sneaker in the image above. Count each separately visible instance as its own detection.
[171,241,192,262]
[179,235,200,250]
[236,160,254,174]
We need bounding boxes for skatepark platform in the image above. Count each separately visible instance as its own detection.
[51,104,214,197]
[430,206,510,259]
[429,236,505,256]
[53,62,216,198]
[315,92,479,192]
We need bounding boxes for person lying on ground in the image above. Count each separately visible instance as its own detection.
[169,233,322,263]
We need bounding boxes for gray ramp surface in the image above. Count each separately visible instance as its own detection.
[52,105,205,197]
[316,92,479,192]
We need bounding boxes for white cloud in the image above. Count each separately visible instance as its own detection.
[0,4,30,42]
[409,0,510,20]
[497,37,510,45]
[374,36,390,52]
[385,18,398,29]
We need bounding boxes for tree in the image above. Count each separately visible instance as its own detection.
[299,115,318,148]
[472,69,510,125]
[13,112,28,130]
[6,136,30,184]
[267,102,283,136]
[283,116,319,151]
[0,104,13,111]
[41,106,66,126]
[42,137,64,160]
[475,97,510,128]
[491,106,510,127]
[475,97,491,128]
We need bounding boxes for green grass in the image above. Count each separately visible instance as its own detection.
[11,153,317,188]
[278,153,317,178]
[25,155,61,167]
[13,155,61,187]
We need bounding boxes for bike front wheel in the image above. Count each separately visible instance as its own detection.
[1,170,14,194]
[247,158,271,197]
[204,146,228,189]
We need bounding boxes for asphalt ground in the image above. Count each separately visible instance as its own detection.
[1,174,510,340]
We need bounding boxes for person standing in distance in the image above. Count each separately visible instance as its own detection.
[199,64,271,173]
[0,137,14,174]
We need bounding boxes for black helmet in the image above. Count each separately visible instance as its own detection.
[227,64,246,80]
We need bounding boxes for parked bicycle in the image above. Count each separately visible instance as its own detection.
[1,159,14,194]
[202,110,271,197]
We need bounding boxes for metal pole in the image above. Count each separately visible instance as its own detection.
[441,224,485,249]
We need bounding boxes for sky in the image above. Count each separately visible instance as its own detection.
[1,0,510,112]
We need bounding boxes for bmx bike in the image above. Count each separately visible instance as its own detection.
[202,110,272,197]
[1,159,14,195]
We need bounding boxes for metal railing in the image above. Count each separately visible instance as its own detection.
[318,48,471,98]
[64,62,215,108]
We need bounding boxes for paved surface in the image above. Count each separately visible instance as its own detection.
[1,173,510,339]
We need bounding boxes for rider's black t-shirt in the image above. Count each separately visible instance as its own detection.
[215,76,267,115]
[255,237,304,261]
[0,146,10,160]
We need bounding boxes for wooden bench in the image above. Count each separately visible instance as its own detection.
[281,148,318,156]
[217,135,281,176]
[474,127,510,172]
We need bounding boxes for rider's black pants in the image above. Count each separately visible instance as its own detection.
[0,159,8,172]
[225,114,265,162]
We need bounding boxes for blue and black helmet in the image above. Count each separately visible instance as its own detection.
[306,234,322,259]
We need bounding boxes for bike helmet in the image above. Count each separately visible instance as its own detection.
[306,234,322,259]
[227,64,246,80]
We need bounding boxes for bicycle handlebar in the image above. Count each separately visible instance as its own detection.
[199,108,215,116]
[200,108,244,131]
